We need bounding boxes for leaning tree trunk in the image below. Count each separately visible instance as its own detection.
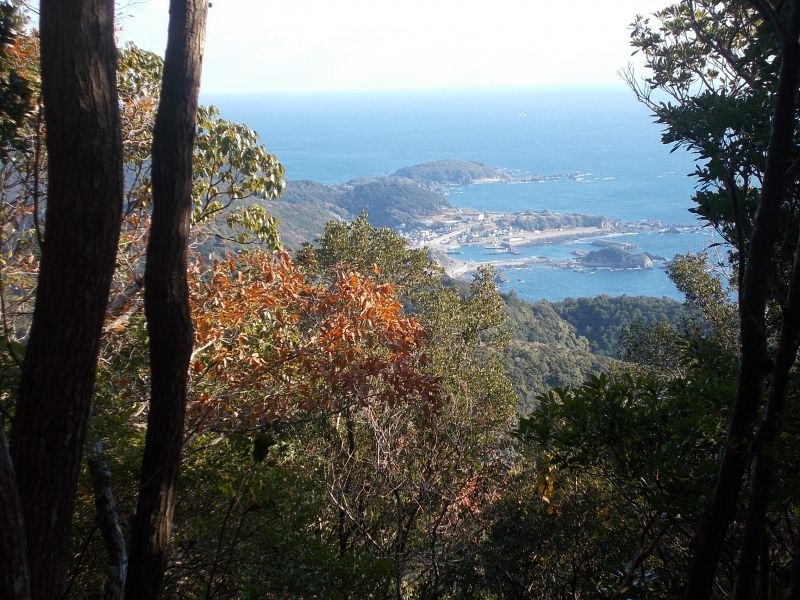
[6,1,122,598]
[125,1,207,597]
[683,2,800,597]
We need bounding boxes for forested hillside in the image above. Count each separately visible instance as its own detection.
[392,159,501,185]
[1,1,800,599]
[336,177,448,226]
[503,293,608,410]
[553,294,687,356]
[258,175,448,245]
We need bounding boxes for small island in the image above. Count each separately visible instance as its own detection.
[577,246,654,269]
[393,159,502,186]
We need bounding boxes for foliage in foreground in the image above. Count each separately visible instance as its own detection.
[3,0,800,596]
[63,218,519,597]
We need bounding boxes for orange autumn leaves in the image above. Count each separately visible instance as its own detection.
[189,251,438,428]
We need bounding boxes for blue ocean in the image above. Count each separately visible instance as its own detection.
[204,88,721,301]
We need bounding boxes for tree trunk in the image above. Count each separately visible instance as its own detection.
[87,442,128,600]
[758,532,771,600]
[0,422,30,599]
[683,3,800,598]
[790,548,800,599]
[125,1,207,597]
[7,1,122,597]
[735,232,800,598]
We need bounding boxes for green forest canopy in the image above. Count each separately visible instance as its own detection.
[1,1,799,598]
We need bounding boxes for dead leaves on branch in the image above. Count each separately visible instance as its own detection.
[189,250,438,428]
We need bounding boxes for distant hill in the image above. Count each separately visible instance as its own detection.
[268,180,350,248]
[553,295,687,357]
[502,292,608,411]
[336,177,448,227]
[263,172,453,248]
[253,158,608,250]
[281,179,343,205]
[393,159,501,186]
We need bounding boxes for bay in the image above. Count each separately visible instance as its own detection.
[204,88,716,301]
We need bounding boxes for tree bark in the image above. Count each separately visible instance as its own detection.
[0,422,30,599]
[734,228,800,599]
[758,532,771,600]
[790,547,800,599]
[683,2,800,598]
[87,442,128,600]
[7,1,122,597]
[125,1,207,597]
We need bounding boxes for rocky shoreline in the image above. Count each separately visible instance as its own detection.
[415,209,696,279]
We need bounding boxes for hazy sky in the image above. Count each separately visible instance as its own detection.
[119,0,669,94]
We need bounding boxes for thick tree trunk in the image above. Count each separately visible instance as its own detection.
[125,1,207,597]
[683,3,800,598]
[7,1,122,597]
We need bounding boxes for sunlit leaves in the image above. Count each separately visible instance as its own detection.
[224,203,280,248]
[0,2,36,161]
[192,105,285,226]
[189,250,437,427]
[626,0,798,275]
[118,44,163,167]
[117,46,285,246]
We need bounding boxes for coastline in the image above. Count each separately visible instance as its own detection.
[380,160,701,289]
[432,225,611,278]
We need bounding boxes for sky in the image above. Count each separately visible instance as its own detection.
[118,0,670,94]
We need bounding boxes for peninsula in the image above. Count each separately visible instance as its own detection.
[264,159,693,277]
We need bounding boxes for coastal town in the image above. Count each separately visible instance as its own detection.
[401,205,683,278]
